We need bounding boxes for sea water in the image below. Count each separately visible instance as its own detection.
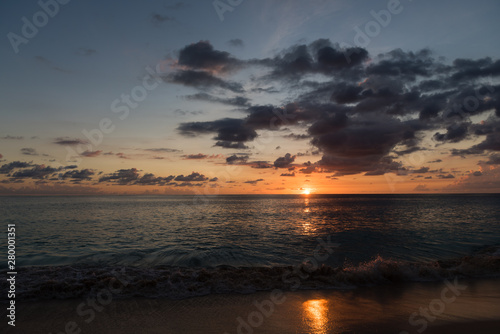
[1,194,499,300]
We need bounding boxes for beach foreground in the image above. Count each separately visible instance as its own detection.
[4,277,500,334]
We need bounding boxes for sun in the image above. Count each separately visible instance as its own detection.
[302,188,311,195]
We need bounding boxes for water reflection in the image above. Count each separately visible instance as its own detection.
[302,299,329,333]
[302,197,312,233]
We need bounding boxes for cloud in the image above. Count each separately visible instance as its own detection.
[54,137,89,146]
[166,70,243,92]
[451,57,500,81]
[174,172,208,182]
[135,173,174,186]
[215,141,249,149]
[244,178,264,185]
[227,39,244,48]
[484,153,500,165]
[184,93,250,106]
[178,118,257,148]
[412,167,430,174]
[183,153,208,159]
[437,174,455,179]
[445,163,500,192]
[165,38,500,177]
[434,123,469,143]
[280,172,295,177]
[60,169,94,181]
[226,154,249,164]
[274,153,295,168]
[1,135,23,140]
[143,148,182,153]
[11,165,59,179]
[21,148,38,156]
[151,13,174,24]
[176,40,241,74]
[0,161,33,174]
[98,168,140,185]
[80,150,102,157]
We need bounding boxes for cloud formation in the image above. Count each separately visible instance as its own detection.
[169,39,500,177]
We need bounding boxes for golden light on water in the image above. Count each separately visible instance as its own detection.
[302,299,329,333]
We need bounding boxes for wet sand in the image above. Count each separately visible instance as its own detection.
[3,277,500,333]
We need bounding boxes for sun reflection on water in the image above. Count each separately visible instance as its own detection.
[302,299,329,334]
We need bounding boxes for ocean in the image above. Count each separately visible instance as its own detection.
[1,194,500,301]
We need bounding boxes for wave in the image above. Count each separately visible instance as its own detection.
[2,246,499,301]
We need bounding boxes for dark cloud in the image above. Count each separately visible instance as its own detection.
[166,38,500,176]
[184,93,250,106]
[215,141,249,149]
[60,169,94,181]
[273,153,295,168]
[54,137,89,146]
[177,41,241,73]
[244,178,264,185]
[412,167,430,174]
[11,165,59,179]
[280,172,295,177]
[0,161,33,174]
[250,161,272,169]
[452,133,500,156]
[135,173,174,186]
[485,153,500,165]
[451,57,500,81]
[143,148,182,153]
[437,174,455,179]
[284,133,310,140]
[183,153,207,159]
[174,172,208,182]
[254,39,368,80]
[226,154,249,164]
[166,70,243,92]
[178,118,257,148]
[366,49,437,80]
[98,168,140,185]
[433,123,469,143]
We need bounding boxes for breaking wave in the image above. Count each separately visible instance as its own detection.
[2,246,499,301]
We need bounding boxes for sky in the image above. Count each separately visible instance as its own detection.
[1,0,500,195]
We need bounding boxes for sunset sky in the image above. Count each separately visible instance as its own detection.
[1,0,500,195]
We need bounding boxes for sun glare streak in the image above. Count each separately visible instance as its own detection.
[303,299,330,334]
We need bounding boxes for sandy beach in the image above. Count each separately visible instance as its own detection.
[4,277,500,334]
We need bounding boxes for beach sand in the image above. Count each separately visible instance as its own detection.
[4,277,500,333]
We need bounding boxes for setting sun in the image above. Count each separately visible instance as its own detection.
[302,189,311,195]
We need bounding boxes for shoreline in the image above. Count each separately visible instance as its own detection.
[3,277,500,333]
